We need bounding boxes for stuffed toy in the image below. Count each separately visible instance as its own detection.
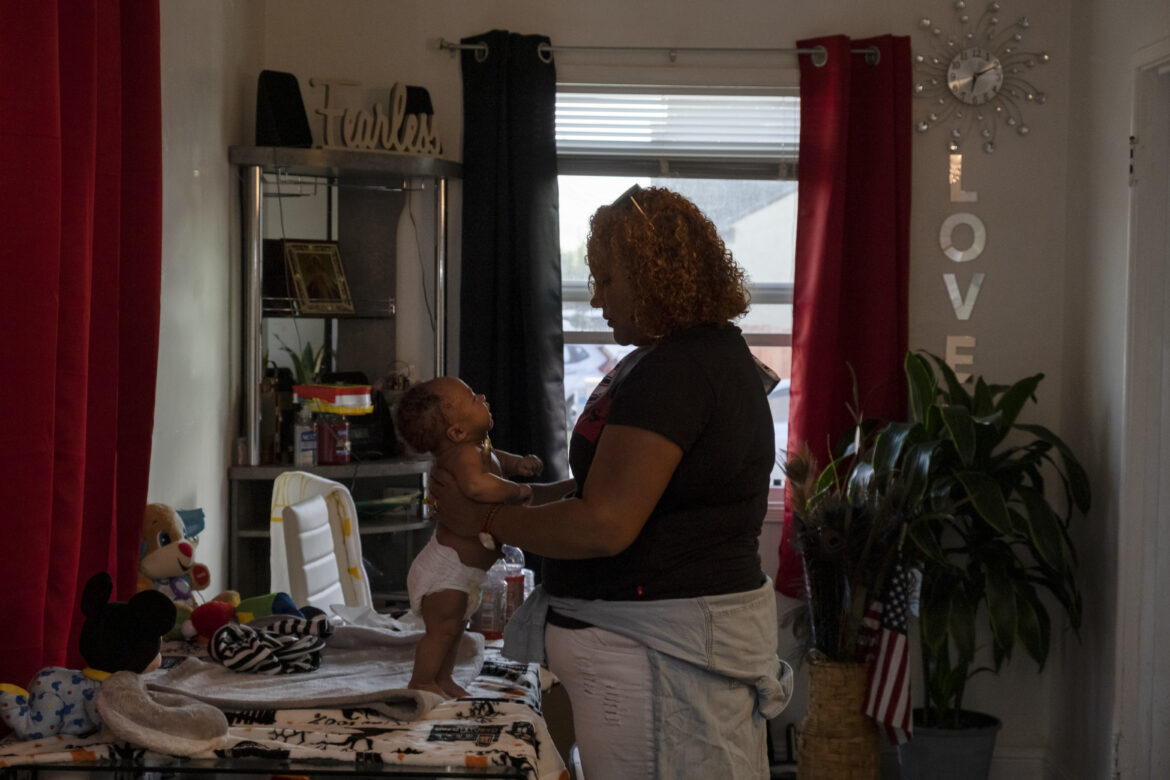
[182,592,305,643]
[0,572,175,740]
[138,502,239,638]
[235,592,303,624]
[138,503,213,603]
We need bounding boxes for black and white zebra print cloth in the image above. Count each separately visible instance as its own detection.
[209,614,333,674]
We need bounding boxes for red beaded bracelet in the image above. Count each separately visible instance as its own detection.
[478,503,503,551]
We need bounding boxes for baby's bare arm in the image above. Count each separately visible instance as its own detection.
[442,445,532,504]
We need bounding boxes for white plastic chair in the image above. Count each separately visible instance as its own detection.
[269,471,373,610]
[282,494,349,611]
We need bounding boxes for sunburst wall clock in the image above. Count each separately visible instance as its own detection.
[913,1,1049,153]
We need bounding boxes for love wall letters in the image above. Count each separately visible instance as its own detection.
[942,153,983,382]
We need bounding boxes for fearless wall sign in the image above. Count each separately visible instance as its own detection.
[309,78,443,156]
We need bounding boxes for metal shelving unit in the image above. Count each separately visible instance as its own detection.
[230,145,460,465]
[227,146,460,603]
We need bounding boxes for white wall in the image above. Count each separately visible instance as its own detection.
[151,0,1170,775]
[154,0,263,592]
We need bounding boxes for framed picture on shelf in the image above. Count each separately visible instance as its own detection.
[284,240,354,315]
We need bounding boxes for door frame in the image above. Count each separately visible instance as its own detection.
[1117,35,1170,779]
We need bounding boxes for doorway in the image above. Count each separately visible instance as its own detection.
[1118,37,1170,778]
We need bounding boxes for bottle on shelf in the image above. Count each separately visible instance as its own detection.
[293,406,316,466]
[315,413,351,465]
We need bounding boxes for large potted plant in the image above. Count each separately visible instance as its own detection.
[883,352,1091,779]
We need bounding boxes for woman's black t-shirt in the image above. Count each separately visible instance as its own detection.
[543,324,773,601]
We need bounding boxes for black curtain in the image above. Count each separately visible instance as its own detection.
[460,30,567,486]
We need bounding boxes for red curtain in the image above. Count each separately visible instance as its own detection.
[776,35,911,598]
[0,1,162,688]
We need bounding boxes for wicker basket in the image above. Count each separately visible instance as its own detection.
[797,657,880,779]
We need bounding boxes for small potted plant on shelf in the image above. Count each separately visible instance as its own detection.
[275,334,324,385]
[884,351,1091,780]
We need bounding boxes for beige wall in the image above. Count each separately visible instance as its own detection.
[153,0,1170,775]
[152,0,263,607]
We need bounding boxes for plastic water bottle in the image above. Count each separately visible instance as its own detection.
[469,561,507,639]
[469,546,528,638]
[501,544,526,622]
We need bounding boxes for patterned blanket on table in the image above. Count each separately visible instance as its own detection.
[0,635,567,780]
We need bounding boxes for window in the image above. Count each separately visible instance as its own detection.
[556,88,799,490]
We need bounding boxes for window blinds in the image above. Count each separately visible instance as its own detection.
[555,90,800,177]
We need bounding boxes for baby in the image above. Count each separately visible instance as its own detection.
[395,376,542,698]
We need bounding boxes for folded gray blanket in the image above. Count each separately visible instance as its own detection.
[146,624,484,721]
[98,671,229,756]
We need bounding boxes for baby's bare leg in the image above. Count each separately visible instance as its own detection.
[410,588,470,699]
[436,623,471,699]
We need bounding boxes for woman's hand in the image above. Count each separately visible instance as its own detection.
[531,479,577,505]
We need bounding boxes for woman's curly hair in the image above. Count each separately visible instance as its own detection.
[585,186,750,339]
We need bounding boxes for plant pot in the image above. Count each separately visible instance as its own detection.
[896,710,1001,780]
[797,658,880,779]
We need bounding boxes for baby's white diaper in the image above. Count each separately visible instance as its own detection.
[407,535,487,620]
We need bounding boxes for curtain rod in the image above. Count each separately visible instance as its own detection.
[434,38,880,67]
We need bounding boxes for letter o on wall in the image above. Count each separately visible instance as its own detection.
[939,212,987,263]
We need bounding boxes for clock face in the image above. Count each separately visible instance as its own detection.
[947,47,1004,105]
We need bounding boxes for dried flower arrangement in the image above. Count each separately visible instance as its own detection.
[784,431,926,663]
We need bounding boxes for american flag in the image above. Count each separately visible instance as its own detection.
[862,557,913,744]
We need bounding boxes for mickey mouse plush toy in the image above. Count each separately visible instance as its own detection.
[0,572,175,740]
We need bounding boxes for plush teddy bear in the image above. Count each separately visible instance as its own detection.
[138,503,239,638]
[138,503,213,604]
[0,572,175,740]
